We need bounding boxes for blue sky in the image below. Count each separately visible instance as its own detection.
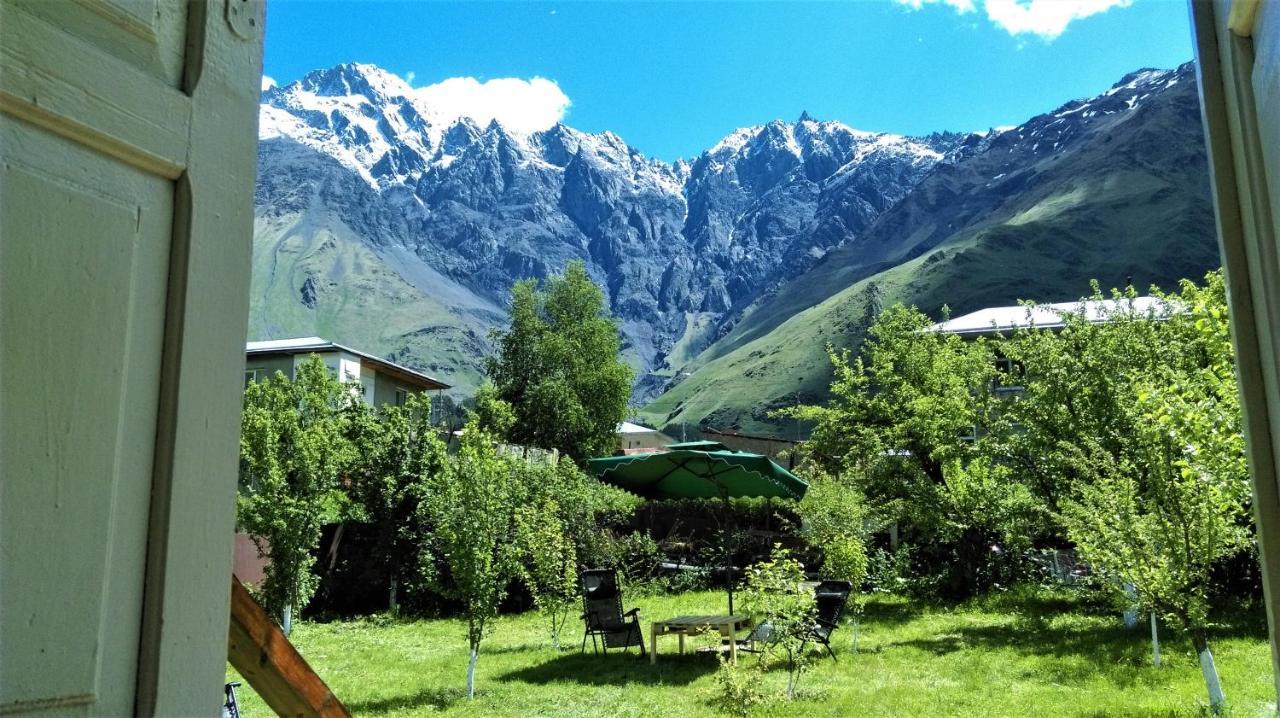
[263,0,1195,162]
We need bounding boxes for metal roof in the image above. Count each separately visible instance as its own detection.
[927,296,1173,337]
[617,421,662,434]
[245,336,450,390]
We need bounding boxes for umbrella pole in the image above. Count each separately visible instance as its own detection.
[724,490,734,615]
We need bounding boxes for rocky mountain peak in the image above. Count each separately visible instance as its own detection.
[252,61,1201,412]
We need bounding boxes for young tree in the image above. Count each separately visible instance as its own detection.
[238,355,354,634]
[797,473,869,588]
[420,425,528,698]
[516,493,578,650]
[740,545,818,699]
[796,474,871,652]
[485,260,633,464]
[516,458,637,649]
[344,394,446,613]
[1059,272,1248,713]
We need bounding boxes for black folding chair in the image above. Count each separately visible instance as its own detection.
[579,569,646,656]
[803,580,852,661]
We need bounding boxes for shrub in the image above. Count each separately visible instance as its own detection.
[709,655,769,717]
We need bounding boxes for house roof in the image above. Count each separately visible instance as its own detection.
[617,421,661,434]
[245,336,450,391]
[927,296,1173,337]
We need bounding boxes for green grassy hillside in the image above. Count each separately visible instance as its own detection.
[247,213,502,394]
[641,66,1218,436]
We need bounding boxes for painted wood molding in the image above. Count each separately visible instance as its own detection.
[227,575,351,717]
[1229,0,1261,36]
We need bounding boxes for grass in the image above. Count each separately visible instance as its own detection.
[228,588,1276,717]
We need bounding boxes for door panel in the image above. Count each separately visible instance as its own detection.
[0,0,263,714]
[1,125,172,714]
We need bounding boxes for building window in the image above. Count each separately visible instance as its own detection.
[244,368,262,387]
[992,357,1025,393]
[394,388,409,406]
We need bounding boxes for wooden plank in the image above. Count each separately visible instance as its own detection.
[227,575,350,718]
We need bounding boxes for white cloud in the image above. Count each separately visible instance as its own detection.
[984,0,1131,38]
[894,0,976,12]
[413,76,571,135]
[894,0,1129,39]
[261,75,276,92]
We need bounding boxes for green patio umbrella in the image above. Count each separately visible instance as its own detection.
[587,441,808,614]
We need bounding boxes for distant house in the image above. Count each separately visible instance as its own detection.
[927,297,1173,440]
[616,421,675,454]
[245,336,449,407]
[927,296,1172,339]
[699,427,801,467]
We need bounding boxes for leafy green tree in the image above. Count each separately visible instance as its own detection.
[796,474,871,652]
[993,285,1172,518]
[1057,272,1248,713]
[740,545,818,699]
[420,424,528,698]
[344,394,447,613]
[786,304,1033,595]
[238,355,354,633]
[485,260,633,464]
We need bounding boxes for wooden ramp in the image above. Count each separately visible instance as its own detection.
[227,575,350,717]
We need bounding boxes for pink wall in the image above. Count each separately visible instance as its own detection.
[232,532,267,586]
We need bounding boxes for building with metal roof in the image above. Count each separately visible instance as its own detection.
[927,296,1173,338]
[245,336,449,406]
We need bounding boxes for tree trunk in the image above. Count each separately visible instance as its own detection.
[389,577,399,616]
[467,644,479,699]
[282,603,293,638]
[1149,612,1161,667]
[1192,631,1226,713]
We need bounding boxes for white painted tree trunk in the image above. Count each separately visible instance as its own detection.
[1197,642,1226,713]
[850,619,859,654]
[467,645,479,698]
[1149,613,1161,667]
[283,604,293,638]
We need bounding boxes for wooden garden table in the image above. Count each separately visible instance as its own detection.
[650,615,752,664]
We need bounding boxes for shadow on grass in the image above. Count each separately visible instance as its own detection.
[344,686,465,713]
[858,597,927,627]
[875,604,1267,689]
[499,650,717,686]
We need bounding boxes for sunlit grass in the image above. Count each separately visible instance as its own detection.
[229,588,1275,716]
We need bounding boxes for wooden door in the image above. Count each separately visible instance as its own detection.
[0,0,263,714]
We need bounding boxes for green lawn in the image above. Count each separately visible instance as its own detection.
[230,589,1276,716]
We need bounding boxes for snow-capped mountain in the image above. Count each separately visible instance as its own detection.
[251,62,961,394]
[251,61,1215,423]
[641,61,1219,434]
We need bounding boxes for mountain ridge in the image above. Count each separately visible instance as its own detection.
[253,62,965,395]
[250,60,1218,437]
